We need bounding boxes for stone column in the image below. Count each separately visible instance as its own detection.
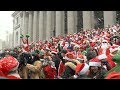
[74,11,78,33]
[22,11,28,36]
[22,11,25,36]
[46,11,52,40]
[25,12,29,35]
[67,11,75,34]
[38,11,44,40]
[42,11,47,40]
[83,11,94,30]
[28,11,33,42]
[56,11,64,36]
[51,12,55,37]
[33,11,38,42]
[104,11,116,27]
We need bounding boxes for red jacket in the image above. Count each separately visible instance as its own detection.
[43,65,57,79]
[106,54,116,68]
[58,61,65,77]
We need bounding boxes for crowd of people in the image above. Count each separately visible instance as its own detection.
[0,24,120,79]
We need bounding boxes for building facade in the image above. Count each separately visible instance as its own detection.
[0,39,2,50]
[12,11,119,47]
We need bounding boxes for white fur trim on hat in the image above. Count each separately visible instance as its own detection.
[10,62,19,72]
[98,54,107,60]
[78,63,89,75]
[89,62,101,67]
[102,40,108,43]
[51,51,57,54]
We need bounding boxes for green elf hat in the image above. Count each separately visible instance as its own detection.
[20,34,24,38]
[26,34,30,38]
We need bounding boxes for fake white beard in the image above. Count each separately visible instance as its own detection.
[101,43,109,50]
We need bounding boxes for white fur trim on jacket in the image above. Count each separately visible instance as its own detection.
[98,54,107,60]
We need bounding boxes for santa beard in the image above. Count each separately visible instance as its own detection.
[101,43,109,50]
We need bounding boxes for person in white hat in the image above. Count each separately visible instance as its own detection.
[87,57,107,79]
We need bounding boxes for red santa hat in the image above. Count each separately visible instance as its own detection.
[75,63,89,75]
[89,58,101,67]
[51,49,58,54]
[0,56,19,76]
[63,52,75,61]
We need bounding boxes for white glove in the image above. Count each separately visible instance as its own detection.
[73,75,78,79]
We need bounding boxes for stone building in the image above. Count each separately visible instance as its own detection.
[12,11,119,47]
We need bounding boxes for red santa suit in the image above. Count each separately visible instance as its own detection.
[21,38,30,52]
[98,40,110,55]
[106,54,116,68]
[43,65,57,79]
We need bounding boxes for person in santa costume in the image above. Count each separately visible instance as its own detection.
[39,48,57,79]
[98,40,111,55]
[73,44,82,59]
[20,34,30,52]
[73,55,90,79]
[60,52,80,79]
[0,56,21,79]
[87,57,107,79]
